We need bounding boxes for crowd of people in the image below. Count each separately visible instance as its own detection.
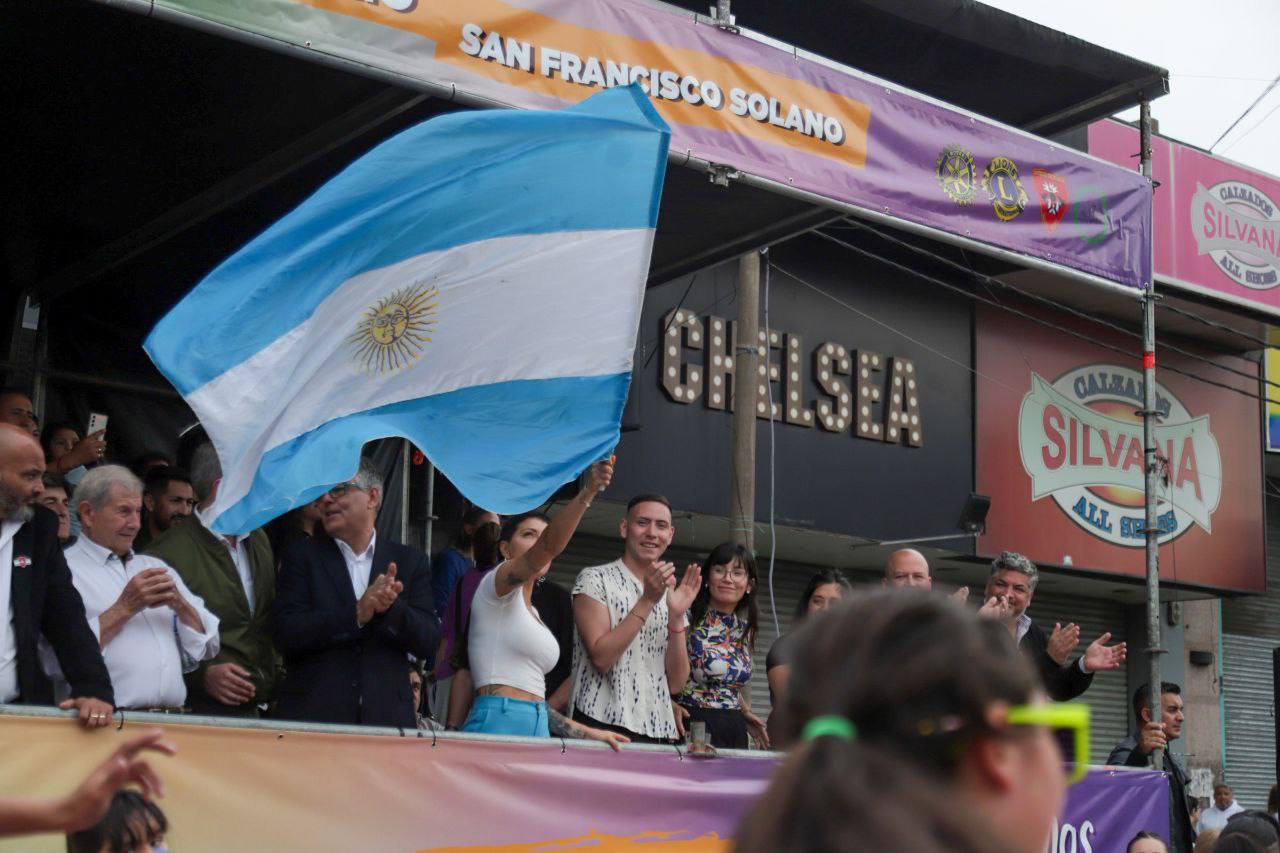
[0,384,1273,852]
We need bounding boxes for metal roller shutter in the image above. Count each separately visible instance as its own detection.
[1025,591,1131,765]
[1223,634,1277,810]
[1222,489,1280,639]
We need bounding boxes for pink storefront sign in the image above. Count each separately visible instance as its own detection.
[1090,119,1280,316]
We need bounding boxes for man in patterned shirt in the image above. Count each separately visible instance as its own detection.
[571,493,701,744]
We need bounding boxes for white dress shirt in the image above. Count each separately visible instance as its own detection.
[52,537,220,708]
[195,505,255,613]
[336,532,376,600]
[0,520,20,703]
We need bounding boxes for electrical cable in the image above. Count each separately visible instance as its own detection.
[828,220,1280,395]
[1210,71,1280,152]
[810,228,1269,404]
[1154,299,1272,351]
[641,273,699,369]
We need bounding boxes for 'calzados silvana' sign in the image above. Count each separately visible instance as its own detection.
[1018,366,1221,546]
[977,305,1263,592]
[155,0,1152,289]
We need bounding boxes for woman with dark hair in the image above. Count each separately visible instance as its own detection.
[673,541,766,749]
[765,568,851,713]
[1127,830,1170,853]
[431,506,501,618]
[435,517,502,725]
[65,790,168,853]
[454,460,627,748]
[738,591,1069,853]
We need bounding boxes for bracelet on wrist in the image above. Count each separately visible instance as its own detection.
[668,624,687,635]
[625,609,647,625]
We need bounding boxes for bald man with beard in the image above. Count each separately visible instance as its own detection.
[0,424,114,727]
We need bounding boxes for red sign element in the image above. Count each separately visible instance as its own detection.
[976,304,1263,592]
[1032,168,1069,232]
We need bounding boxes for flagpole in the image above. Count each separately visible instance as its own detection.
[1139,99,1165,772]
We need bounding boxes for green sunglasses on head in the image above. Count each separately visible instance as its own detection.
[803,702,1091,785]
[1006,702,1091,784]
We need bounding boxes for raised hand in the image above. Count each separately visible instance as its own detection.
[1082,632,1127,673]
[641,561,676,605]
[949,586,970,604]
[1047,622,1080,666]
[977,595,1013,620]
[666,563,702,618]
[57,730,176,831]
[583,457,614,497]
[357,563,403,625]
[116,568,178,616]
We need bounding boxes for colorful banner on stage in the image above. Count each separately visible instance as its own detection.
[1053,769,1170,852]
[0,712,1167,852]
[1090,119,1280,313]
[153,0,1152,290]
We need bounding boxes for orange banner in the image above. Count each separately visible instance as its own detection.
[0,712,774,852]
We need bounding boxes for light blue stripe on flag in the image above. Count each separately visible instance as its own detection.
[144,86,670,533]
[214,373,631,534]
[146,86,669,395]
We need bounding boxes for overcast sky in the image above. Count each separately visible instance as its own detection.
[978,0,1279,178]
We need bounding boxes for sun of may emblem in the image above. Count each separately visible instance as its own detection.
[349,282,438,374]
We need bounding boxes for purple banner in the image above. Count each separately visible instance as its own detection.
[1055,769,1170,852]
[160,0,1154,290]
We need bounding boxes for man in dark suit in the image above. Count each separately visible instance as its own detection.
[274,457,438,728]
[0,424,114,726]
[983,551,1126,701]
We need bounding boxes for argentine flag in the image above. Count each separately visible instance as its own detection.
[145,87,670,534]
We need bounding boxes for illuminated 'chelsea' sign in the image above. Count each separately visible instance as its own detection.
[658,307,923,447]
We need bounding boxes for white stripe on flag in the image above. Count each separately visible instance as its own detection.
[193,227,651,518]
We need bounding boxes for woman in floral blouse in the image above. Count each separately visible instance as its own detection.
[674,542,768,749]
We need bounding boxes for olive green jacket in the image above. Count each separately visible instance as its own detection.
[145,519,281,715]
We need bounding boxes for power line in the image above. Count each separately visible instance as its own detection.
[1154,298,1272,350]
[1209,70,1280,152]
[1220,98,1280,155]
[811,229,1267,404]
[824,222,1278,396]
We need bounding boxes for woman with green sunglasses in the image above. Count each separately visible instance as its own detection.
[737,590,1081,853]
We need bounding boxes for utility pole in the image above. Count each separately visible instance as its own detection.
[729,251,760,549]
[1139,99,1165,772]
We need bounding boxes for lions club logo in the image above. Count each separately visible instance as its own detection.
[1017,365,1221,547]
[936,145,979,205]
[983,156,1028,222]
[1191,180,1280,290]
[1032,168,1069,232]
[349,282,438,374]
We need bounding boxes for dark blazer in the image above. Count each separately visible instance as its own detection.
[9,506,113,706]
[1019,620,1093,702]
[1109,734,1195,853]
[273,533,438,728]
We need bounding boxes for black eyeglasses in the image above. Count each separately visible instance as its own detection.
[326,481,366,498]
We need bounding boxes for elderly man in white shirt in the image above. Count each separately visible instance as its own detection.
[53,465,219,711]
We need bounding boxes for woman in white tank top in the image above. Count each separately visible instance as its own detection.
[459,459,628,749]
